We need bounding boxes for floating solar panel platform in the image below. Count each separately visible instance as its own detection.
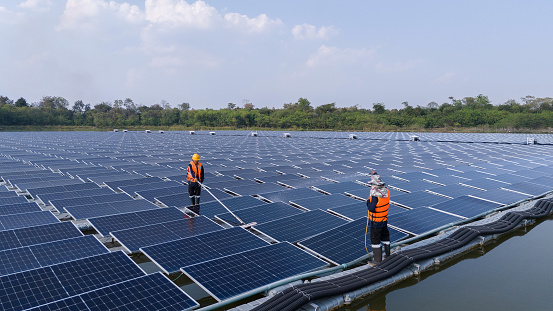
[501,182,552,196]
[27,182,100,198]
[289,193,360,211]
[257,187,324,203]
[64,199,158,220]
[111,216,224,252]
[0,202,42,216]
[181,242,327,302]
[253,209,348,242]
[0,221,82,251]
[425,184,485,199]
[312,181,368,194]
[298,217,408,265]
[194,195,268,218]
[141,227,269,273]
[428,195,502,219]
[470,188,530,205]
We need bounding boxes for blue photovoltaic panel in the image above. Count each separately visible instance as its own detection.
[78,272,199,311]
[488,173,532,184]
[429,196,501,218]
[0,211,59,230]
[423,175,469,186]
[526,176,553,187]
[64,204,119,220]
[459,178,509,190]
[298,217,408,264]
[196,195,268,218]
[0,247,41,276]
[344,186,405,200]
[0,202,42,216]
[387,179,436,193]
[141,227,269,273]
[30,235,109,267]
[51,251,146,296]
[501,182,552,196]
[181,242,327,302]
[0,230,20,250]
[388,207,462,236]
[111,216,223,252]
[0,268,68,311]
[253,209,348,242]
[50,193,132,209]
[327,201,408,221]
[10,221,83,249]
[88,207,184,236]
[0,196,29,205]
[313,181,369,194]
[135,185,187,201]
[215,202,304,225]
[469,189,530,205]
[390,191,451,209]
[289,194,359,211]
[24,296,89,311]
[426,184,484,199]
[258,188,324,203]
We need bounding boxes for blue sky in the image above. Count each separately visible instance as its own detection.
[1,0,552,110]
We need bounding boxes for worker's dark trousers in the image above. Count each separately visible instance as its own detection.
[188,182,201,214]
[370,224,390,248]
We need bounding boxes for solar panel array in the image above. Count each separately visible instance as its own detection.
[0,130,552,308]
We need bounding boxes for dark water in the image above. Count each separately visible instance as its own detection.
[337,215,553,311]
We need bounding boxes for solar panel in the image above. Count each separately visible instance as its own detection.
[501,182,552,196]
[428,196,501,218]
[111,216,223,252]
[154,191,232,208]
[0,211,59,230]
[29,235,109,268]
[289,193,360,211]
[36,188,114,205]
[135,185,187,201]
[253,209,348,242]
[469,189,530,205]
[312,181,369,194]
[387,179,436,193]
[6,221,83,250]
[257,188,324,203]
[0,202,42,216]
[194,195,268,218]
[64,199,159,220]
[141,227,269,273]
[422,175,469,186]
[388,207,462,235]
[0,196,28,205]
[425,184,484,199]
[298,217,408,264]
[390,191,451,209]
[0,247,40,276]
[224,182,288,196]
[215,202,304,225]
[181,242,328,302]
[49,193,132,209]
[27,273,199,311]
[459,178,510,190]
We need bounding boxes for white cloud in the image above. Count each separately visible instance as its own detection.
[306,45,376,68]
[292,23,336,40]
[224,13,282,33]
[144,0,219,29]
[57,0,142,30]
[19,0,52,10]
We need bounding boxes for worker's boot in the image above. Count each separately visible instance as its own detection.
[367,247,382,266]
[194,196,201,215]
[383,243,391,258]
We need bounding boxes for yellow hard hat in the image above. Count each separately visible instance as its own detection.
[192,153,200,161]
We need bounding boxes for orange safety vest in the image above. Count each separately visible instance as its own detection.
[368,188,390,222]
[187,161,203,183]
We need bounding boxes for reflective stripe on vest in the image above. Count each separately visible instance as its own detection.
[187,161,202,182]
[369,188,390,222]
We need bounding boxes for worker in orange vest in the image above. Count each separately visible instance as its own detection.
[187,153,204,214]
[366,171,390,265]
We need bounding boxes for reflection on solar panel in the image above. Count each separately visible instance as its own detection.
[391,191,451,209]
[111,216,223,252]
[298,218,408,264]
[141,227,269,273]
[313,181,368,194]
[181,242,327,302]
[215,202,304,225]
[27,273,198,311]
[253,209,348,242]
[290,193,359,210]
[0,221,82,251]
[87,207,184,236]
[388,207,462,235]
[0,211,59,230]
[428,196,501,218]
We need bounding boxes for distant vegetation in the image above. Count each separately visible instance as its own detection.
[1,94,553,132]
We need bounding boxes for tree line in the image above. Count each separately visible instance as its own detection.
[1,94,552,131]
